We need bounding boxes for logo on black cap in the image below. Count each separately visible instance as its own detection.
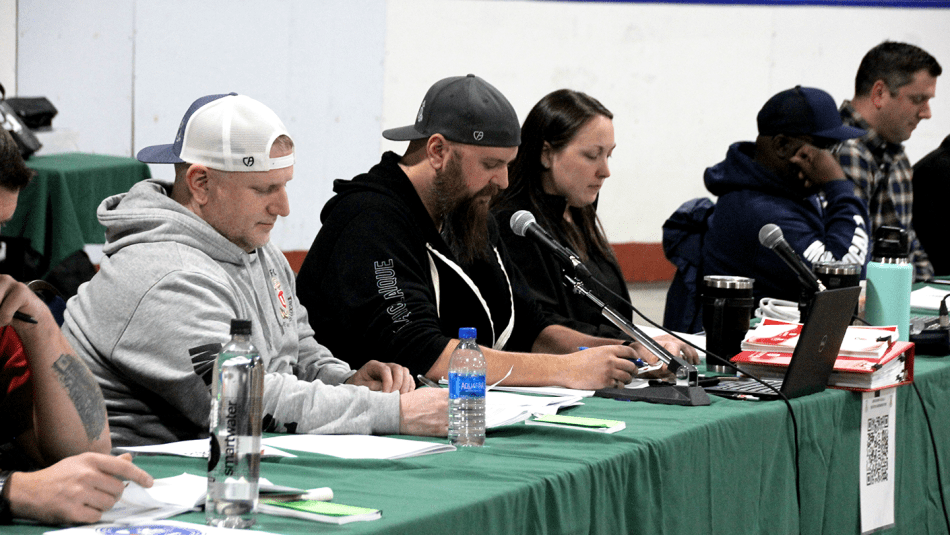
[473,131,484,141]
[417,99,426,123]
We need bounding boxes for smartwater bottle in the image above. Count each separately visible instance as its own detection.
[865,226,913,342]
[206,319,264,528]
[448,327,486,447]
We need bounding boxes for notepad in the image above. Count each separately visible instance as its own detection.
[525,414,626,434]
[258,499,381,524]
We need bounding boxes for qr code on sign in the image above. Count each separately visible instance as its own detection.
[866,414,889,486]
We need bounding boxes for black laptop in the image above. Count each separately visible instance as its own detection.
[704,286,861,401]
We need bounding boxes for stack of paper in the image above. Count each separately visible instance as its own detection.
[490,379,650,399]
[485,391,583,428]
[99,473,322,524]
[261,434,456,459]
[732,341,915,391]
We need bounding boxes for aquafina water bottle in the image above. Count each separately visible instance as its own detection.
[448,327,486,447]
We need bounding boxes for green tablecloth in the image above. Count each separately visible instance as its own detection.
[2,152,150,273]
[8,357,949,535]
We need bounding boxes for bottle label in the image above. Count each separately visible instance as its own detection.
[448,373,486,399]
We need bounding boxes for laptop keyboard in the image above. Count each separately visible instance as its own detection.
[709,378,783,395]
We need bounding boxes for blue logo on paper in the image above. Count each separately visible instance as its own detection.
[98,525,203,535]
[449,373,486,399]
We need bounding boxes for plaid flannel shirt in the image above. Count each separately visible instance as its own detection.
[834,101,934,281]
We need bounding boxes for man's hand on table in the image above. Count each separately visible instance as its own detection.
[398,387,448,437]
[346,360,416,393]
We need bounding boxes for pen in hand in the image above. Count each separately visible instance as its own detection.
[13,311,37,324]
[416,374,441,388]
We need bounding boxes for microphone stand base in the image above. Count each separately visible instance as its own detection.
[594,384,711,406]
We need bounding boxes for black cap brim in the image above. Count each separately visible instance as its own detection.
[382,124,428,141]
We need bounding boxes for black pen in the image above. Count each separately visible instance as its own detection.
[13,311,37,324]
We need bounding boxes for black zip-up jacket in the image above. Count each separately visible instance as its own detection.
[297,152,550,377]
[494,192,632,339]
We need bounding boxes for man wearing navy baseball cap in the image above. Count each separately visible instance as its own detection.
[297,75,684,390]
[63,93,447,446]
[700,85,871,304]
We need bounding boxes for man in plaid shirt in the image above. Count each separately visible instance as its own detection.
[835,41,941,281]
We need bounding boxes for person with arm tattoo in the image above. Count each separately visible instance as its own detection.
[0,130,152,525]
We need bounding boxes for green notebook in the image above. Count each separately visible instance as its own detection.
[259,499,381,524]
[526,414,626,434]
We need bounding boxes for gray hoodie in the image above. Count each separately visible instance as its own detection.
[63,179,399,447]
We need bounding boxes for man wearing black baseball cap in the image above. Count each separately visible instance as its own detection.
[298,75,671,389]
[700,85,871,304]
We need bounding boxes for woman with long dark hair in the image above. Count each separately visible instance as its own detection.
[496,89,697,363]
[494,89,632,338]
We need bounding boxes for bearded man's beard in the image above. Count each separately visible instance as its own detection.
[435,152,499,264]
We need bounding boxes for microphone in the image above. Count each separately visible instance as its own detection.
[758,223,826,293]
[510,210,591,279]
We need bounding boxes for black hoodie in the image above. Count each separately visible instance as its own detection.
[297,152,550,377]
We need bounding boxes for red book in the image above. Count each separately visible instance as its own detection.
[741,319,898,359]
[731,341,915,392]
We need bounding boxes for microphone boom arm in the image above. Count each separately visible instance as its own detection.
[563,273,700,387]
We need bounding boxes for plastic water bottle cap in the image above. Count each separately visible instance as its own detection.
[230,318,252,335]
[458,327,477,340]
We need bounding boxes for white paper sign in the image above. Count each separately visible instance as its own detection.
[45,519,284,535]
[860,388,897,534]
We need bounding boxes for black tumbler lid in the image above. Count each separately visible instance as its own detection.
[230,319,252,335]
[871,226,909,260]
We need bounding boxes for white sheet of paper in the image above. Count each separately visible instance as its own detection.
[98,472,313,525]
[910,286,950,311]
[860,388,897,534]
[97,482,194,524]
[484,391,584,428]
[116,439,295,458]
[490,385,598,397]
[634,324,706,350]
[46,519,284,535]
[261,434,455,459]
[491,378,651,398]
[142,473,209,508]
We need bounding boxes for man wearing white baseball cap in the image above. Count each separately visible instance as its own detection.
[63,93,446,447]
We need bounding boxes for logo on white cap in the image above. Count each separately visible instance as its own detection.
[243,156,255,167]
